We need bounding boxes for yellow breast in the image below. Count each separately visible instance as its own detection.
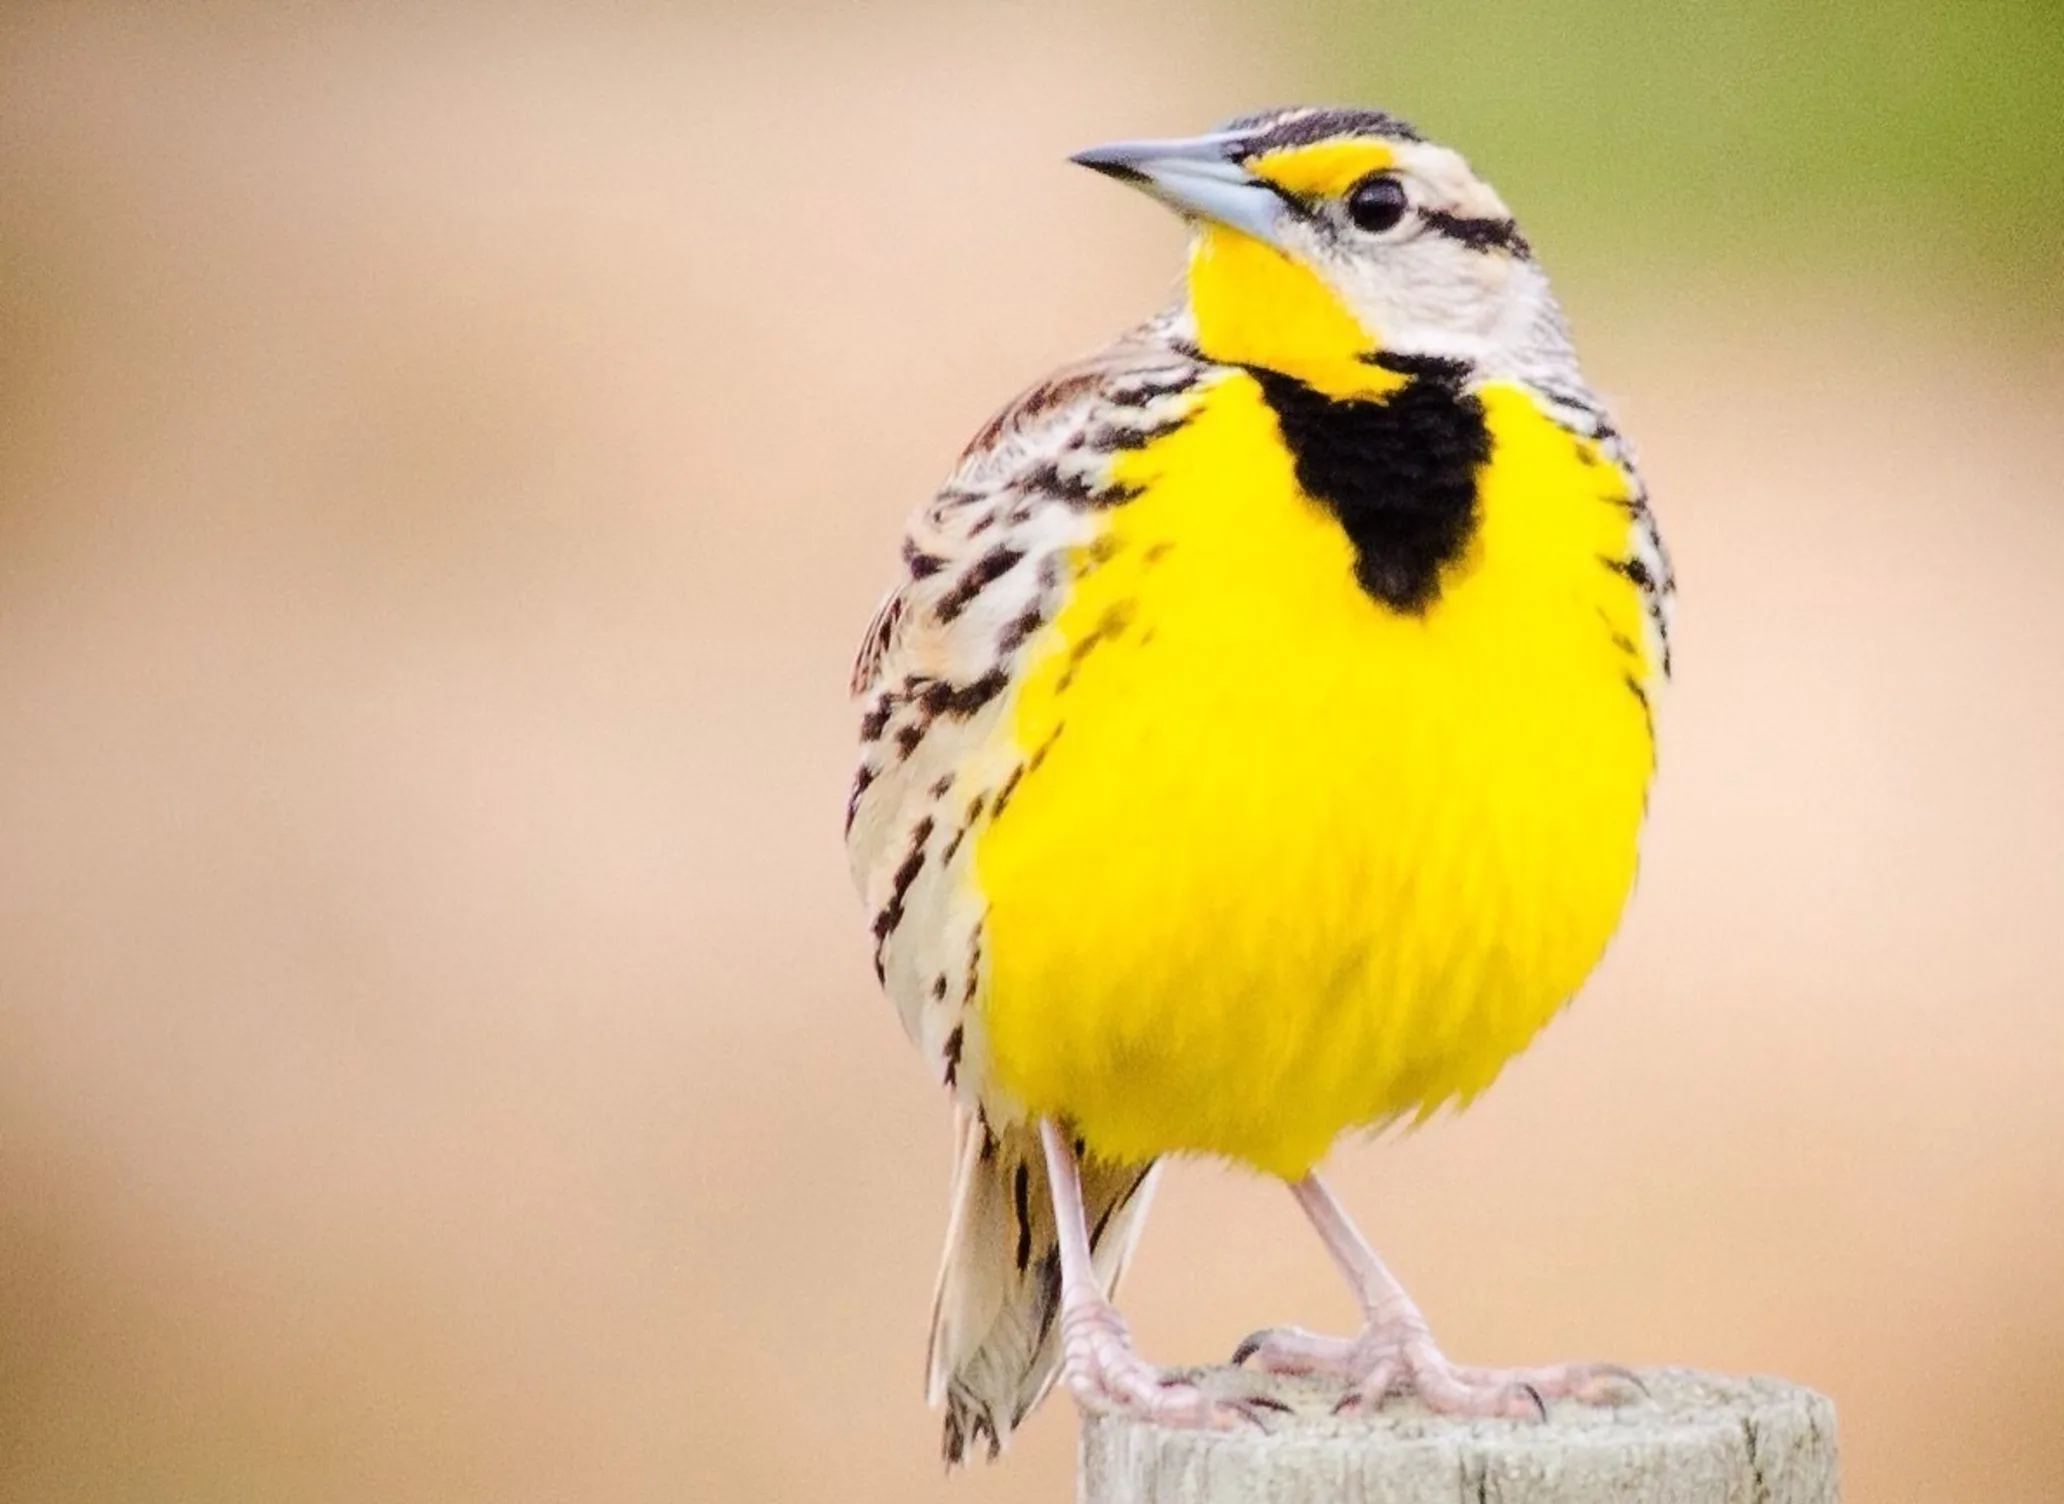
[973,374,1656,1178]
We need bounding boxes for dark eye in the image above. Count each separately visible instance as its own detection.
[1345,174,1409,233]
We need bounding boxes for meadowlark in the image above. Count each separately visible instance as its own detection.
[847,105,1673,1463]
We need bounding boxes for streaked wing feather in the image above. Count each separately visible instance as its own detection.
[845,312,1204,1103]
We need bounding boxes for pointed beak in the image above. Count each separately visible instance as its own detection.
[1070,131,1286,247]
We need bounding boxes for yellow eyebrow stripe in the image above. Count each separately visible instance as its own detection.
[1245,140,1397,198]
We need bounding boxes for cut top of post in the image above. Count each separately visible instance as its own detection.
[1079,1367,1837,1504]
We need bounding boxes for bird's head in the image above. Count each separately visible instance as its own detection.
[1074,106,1561,398]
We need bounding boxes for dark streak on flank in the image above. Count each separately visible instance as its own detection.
[918,666,1009,721]
[1602,554,1656,593]
[870,814,933,978]
[1020,461,1098,506]
[892,723,923,759]
[1604,553,1672,678]
[902,538,946,578]
[1065,627,1114,693]
[943,792,987,863]
[1594,604,1639,659]
[989,766,1024,822]
[1026,721,1065,776]
[1012,1161,1033,1273]
[998,604,1045,653]
[1086,403,1192,452]
[1023,460,1141,509]
[941,1024,964,1087]
[1055,599,1137,693]
[845,764,875,834]
[935,545,1024,623]
[1053,634,1099,695]
[1420,208,1531,258]
[1532,380,1596,412]
[1624,673,1655,742]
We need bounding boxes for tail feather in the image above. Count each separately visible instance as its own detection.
[925,1112,1158,1465]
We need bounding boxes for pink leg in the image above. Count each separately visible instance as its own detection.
[1040,1122,1265,1430]
[1235,1173,1640,1418]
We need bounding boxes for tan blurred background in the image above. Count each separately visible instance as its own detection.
[2,3,2061,1501]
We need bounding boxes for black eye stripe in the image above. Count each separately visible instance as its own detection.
[1418,208,1532,257]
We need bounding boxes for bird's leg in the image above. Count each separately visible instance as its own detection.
[1233,1172,1640,1418]
[1039,1120,1261,1431]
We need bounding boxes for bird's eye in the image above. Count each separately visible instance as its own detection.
[1345,174,1409,233]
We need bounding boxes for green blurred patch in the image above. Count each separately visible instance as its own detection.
[1293,0,2064,320]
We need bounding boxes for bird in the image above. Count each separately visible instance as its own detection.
[845,104,1673,1465]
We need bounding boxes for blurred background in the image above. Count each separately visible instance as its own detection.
[1,2,2060,1500]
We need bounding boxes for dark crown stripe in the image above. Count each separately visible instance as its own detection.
[1221,105,1424,154]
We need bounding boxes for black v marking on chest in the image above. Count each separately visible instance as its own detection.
[1246,366,1490,614]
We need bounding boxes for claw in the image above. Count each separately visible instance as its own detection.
[1228,1324,1361,1378]
[1584,1364,1649,1402]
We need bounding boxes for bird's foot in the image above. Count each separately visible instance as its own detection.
[1061,1297,1278,1429]
[1233,1321,1642,1419]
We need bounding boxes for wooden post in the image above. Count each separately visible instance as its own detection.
[1080,1368,1837,1504]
